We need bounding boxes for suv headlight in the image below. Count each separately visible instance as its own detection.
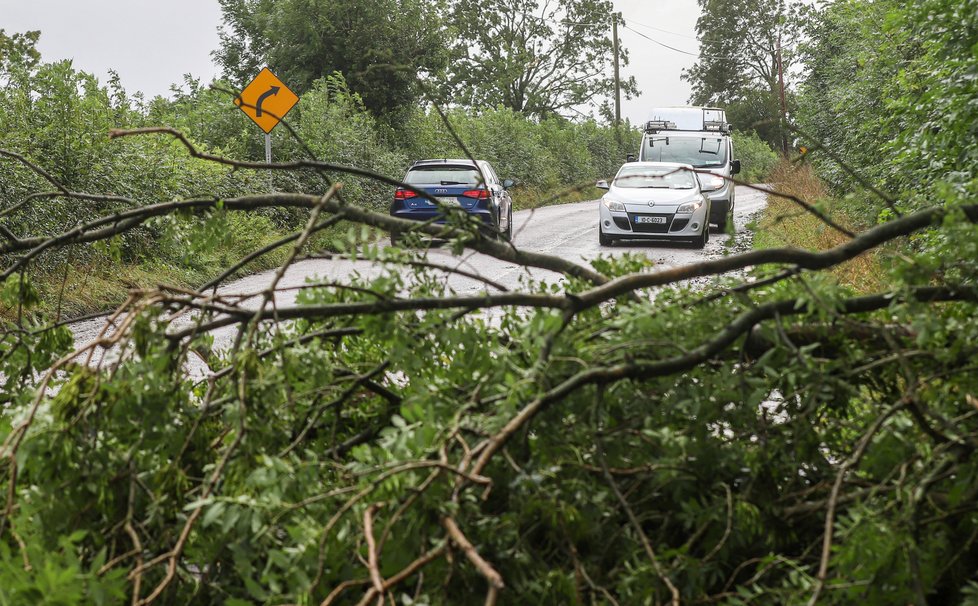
[699,174,725,192]
[676,200,703,214]
[602,197,625,212]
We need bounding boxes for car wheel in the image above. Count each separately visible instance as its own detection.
[693,223,708,249]
[599,228,613,246]
[504,206,513,240]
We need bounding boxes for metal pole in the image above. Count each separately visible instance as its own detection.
[265,132,273,190]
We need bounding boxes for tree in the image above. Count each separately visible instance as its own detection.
[0,29,40,77]
[5,1,978,602]
[214,0,452,118]
[682,0,808,146]
[445,0,636,118]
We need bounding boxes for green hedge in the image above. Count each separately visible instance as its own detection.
[731,130,779,183]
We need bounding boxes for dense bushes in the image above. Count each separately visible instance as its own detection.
[403,107,637,198]
[797,0,978,208]
[731,130,778,183]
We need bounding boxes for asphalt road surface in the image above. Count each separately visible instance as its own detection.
[69,185,767,365]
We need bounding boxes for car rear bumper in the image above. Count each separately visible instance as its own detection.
[390,207,496,227]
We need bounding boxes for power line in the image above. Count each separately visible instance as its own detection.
[621,24,701,57]
[624,19,700,40]
[623,18,756,48]
[461,6,802,62]
[622,24,800,62]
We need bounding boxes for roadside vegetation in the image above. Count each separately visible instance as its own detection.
[754,160,884,292]
[0,53,635,319]
[1,0,977,604]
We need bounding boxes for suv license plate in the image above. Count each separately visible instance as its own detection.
[636,216,667,224]
[436,197,460,206]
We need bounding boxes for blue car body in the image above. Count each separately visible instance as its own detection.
[389,159,513,240]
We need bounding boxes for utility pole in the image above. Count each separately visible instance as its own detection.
[776,32,788,154]
[613,17,622,126]
[612,16,622,148]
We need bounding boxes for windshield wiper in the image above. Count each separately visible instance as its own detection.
[440,180,467,185]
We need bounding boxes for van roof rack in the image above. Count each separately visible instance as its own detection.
[644,119,730,135]
[646,107,732,134]
[644,120,677,133]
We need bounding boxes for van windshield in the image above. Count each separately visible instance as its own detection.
[642,136,728,168]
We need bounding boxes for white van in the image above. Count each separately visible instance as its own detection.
[634,107,741,231]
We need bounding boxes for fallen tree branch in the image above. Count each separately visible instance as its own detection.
[471,286,978,478]
[442,515,504,601]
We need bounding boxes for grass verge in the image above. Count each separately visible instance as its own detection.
[754,160,884,293]
[15,214,298,322]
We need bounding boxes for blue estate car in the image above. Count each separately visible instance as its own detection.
[389,159,514,245]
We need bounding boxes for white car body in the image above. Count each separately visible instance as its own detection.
[597,162,711,248]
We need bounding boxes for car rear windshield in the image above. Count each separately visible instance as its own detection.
[613,167,697,189]
[642,136,728,168]
[405,166,482,186]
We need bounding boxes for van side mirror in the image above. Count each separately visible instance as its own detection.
[731,159,742,175]
[596,180,610,190]
[625,153,637,163]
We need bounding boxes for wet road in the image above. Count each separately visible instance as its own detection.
[70,185,767,358]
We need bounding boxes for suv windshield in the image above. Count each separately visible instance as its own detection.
[642,136,728,168]
[613,167,697,189]
[405,166,482,186]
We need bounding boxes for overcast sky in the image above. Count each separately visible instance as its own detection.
[1,0,699,125]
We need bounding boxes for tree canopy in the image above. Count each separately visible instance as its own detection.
[214,0,452,117]
[682,0,809,145]
[214,0,636,120]
[0,29,40,76]
[445,0,636,118]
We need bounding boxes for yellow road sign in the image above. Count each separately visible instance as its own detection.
[234,68,299,133]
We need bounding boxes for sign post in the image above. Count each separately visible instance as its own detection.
[234,67,299,188]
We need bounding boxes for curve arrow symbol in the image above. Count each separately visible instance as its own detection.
[255,86,280,117]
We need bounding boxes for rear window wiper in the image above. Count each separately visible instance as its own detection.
[440,180,468,185]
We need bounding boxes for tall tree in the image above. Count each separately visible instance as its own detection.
[0,29,40,76]
[682,0,808,145]
[446,0,636,118]
[214,0,452,118]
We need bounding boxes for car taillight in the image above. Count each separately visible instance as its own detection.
[394,189,417,200]
[462,189,490,199]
